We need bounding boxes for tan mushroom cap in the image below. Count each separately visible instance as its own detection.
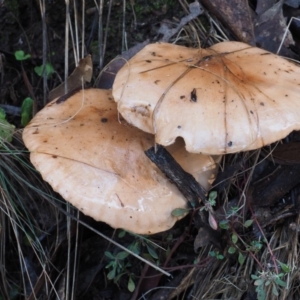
[112,41,300,155]
[23,89,218,234]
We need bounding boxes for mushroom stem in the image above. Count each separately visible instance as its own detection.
[145,144,207,207]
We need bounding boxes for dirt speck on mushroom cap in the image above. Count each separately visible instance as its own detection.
[113,42,300,154]
[23,89,218,234]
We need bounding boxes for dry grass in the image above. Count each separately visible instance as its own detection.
[1,1,300,299]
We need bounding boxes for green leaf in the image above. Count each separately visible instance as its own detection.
[275,277,287,287]
[146,244,158,259]
[21,97,33,127]
[104,251,115,260]
[272,284,279,296]
[216,253,224,260]
[208,191,217,202]
[254,279,264,286]
[257,288,266,300]
[107,268,116,280]
[209,251,223,260]
[118,230,126,238]
[166,234,173,242]
[278,261,290,273]
[142,253,156,262]
[128,277,135,292]
[244,219,253,228]
[209,251,216,257]
[34,62,54,78]
[228,246,236,254]
[14,50,31,61]
[219,220,230,230]
[171,207,189,217]
[250,240,263,251]
[232,233,238,244]
[116,251,129,260]
[128,241,140,255]
[238,252,245,265]
[265,280,271,286]
[105,261,115,269]
[0,108,5,120]
[0,109,15,142]
[227,206,239,216]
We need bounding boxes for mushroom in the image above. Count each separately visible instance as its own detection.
[23,88,218,234]
[112,41,300,155]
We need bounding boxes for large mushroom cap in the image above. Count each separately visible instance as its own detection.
[23,89,218,234]
[112,41,300,155]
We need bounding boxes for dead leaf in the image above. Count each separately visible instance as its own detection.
[256,0,275,14]
[284,0,300,8]
[254,0,295,55]
[268,142,300,165]
[158,1,203,42]
[48,55,93,101]
[194,226,221,252]
[250,163,300,206]
[96,40,149,89]
[200,0,255,44]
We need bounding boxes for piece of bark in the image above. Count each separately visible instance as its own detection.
[264,142,300,165]
[256,0,275,14]
[254,0,295,56]
[145,145,206,207]
[200,0,255,45]
[249,163,300,207]
[284,0,300,8]
[212,162,243,193]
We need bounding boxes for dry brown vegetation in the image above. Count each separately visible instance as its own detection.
[1,1,300,299]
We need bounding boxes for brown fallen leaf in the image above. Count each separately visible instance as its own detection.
[249,162,300,207]
[158,1,203,42]
[194,226,221,252]
[48,55,93,101]
[266,142,300,165]
[96,40,149,89]
[200,0,255,45]
[255,0,275,14]
[254,0,295,55]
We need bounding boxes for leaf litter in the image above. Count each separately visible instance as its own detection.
[2,0,300,299]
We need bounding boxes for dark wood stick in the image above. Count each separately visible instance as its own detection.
[145,144,206,207]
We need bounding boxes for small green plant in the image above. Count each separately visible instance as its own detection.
[14,50,54,78]
[14,50,31,61]
[209,250,224,260]
[105,230,161,292]
[251,269,289,300]
[0,108,15,143]
[218,201,255,263]
[201,191,218,230]
[219,202,291,300]
[21,97,33,127]
[105,250,135,291]
[127,233,159,262]
[219,216,256,266]
[34,62,54,78]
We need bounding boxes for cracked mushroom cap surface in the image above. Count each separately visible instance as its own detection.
[23,88,218,234]
[112,41,300,155]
